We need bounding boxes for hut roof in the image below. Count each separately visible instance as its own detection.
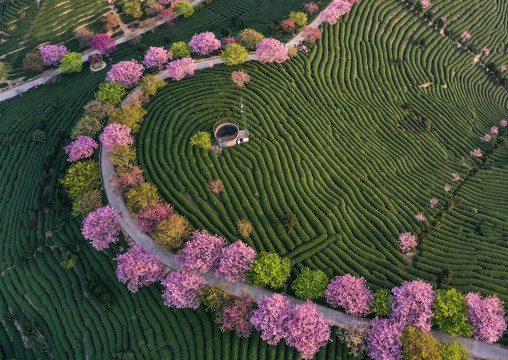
[87,53,103,64]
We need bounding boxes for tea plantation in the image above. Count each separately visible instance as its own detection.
[137,0,508,320]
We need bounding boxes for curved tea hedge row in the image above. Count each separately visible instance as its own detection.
[137,0,508,313]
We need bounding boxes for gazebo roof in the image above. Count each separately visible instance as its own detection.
[87,53,103,64]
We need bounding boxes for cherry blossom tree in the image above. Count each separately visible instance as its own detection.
[38,45,69,66]
[176,230,226,272]
[115,245,167,293]
[483,47,490,56]
[320,0,351,25]
[81,206,121,250]
[301,26,322,43]
[161,270,206,309]
[90,34,117,55]
[367,318,404,360]
[217,297,256,337]
[158,8,175,23]
[430,197,439,208]
[250,294,292,345]
[421,0,431,9]
[166,57,196,81]
[466,292,507,343]
[491,126,499,134]
[256,38,289,64]
[84,100,115,121]
[106,60,144,88]
[501,119,507,127]
[451,173,461,182]
[143,46,172,69]
[461,31,471,42]
[231,70,250,87]
[100,123,134,151]
[501,66,507,73]
[398,232,417,254]
[304,2,319,15]
[444,184,451,192]
[135,203,173,233]
[470,149,483,157]
[111,165,144,194]
[391,280,436,332]
[481,134,491,142]
[221,36,238,48]
[325,274,373,316]
[415,213,425,221]
[64,136,98,162]
[188,32,221,56]
[281,19,296,33]
[285,301,331,360]
[216,241,256,281]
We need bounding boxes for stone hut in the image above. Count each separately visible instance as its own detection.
[213,121,249,148]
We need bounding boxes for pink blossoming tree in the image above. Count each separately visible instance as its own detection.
[285,301,331,360]
[415,213,425,221]
[444,184,451,192]
[452,173,461,182]
[301,26,322,43]
[320,0,351,25]
[143,46,173,69]
[106,60,144,88]
[325,274,373,316]
[501,119,507,127]
[461,31,471,42]
[256,38,289,64]
[221,36,238,48]
[217,297,256,337]
[115,245,167,292]
[481,134,492,142]
[176,230,226,272]
[470,148,483,157]
[216,241,256,281]
[430,197,439,208]
[421,0,431,9]
[250,294,292,345]
[136,203,174,233]
[483,47,490,56]
[367,318,404,360]
[161,270,206,309]
[398,232,417,254]
[188,32,221,55]
[111,165,145,194]
[64,136,98,162]
[100,123,134,150]
[81,205,121,250]
[231,70,250,86]
[90,34,117,55]
[465,292,507,343]
[491,126,499,134]
[38,44,69,66]
[166,57,196,81]
[304,2,319,15]
[158,8,175,23]
[391,280,436,332]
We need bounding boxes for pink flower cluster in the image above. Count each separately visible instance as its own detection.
[115,244,166,293]
[430,197,439,208]
[444,184,451,192]
[64,136,98,162]
[81,206,121,251]
[161,270,206,309]
[256,38,289,64]
[483,47,490,56]
[188,32,221,56]
[166,57,196,81]
[304,2,319,15]
[421,0,431,8]
[325,274,373,316]
[285,301,331,360]
[250,294,292,345]
[216,241,257,281]
[391,280,435,332]
[100,123,134,151]
[136,203,173,233]
[90,34,117,55]
[143,46,172,69]
[470,148,483,157]
[158,8,175,23]
[461,31,471,42]
[491,126,499,134]
[217,297,256,337]
[176,230,226,272]
[38,44,69,66]
[367,318,404,360]
[231,70,250,87]
[481,134,492,142]
[301,26,322,43]
[106,60,145,88]
[320,0,351,25]
[501,65,507,73]
[466,292,507,343]
[111,165,144,194]
[452,173,461,182]
[501,119,508,127]
[398,232,417,254]
[415,212,425,221]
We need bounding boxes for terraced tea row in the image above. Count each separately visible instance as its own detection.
[137,0,508,307]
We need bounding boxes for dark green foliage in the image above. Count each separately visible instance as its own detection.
[370,289,392,317]
[198,285,235,315]
[60,251,77,269]
[84,275,112,310]
[282,212,298,229]
[291,267,329,300]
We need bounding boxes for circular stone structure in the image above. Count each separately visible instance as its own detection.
[214,122,240,147]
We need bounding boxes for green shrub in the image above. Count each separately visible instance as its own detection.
[139,74,166,96]
[95,82,127,106]
[169,41,192,59]
[60,52,83,74]
[173,1,194,17]
[291,267,328,300]
[198,285,234,315]
[289,11,308,27]
[124,182,160,213]
[282,212,297,229]
[71,115,102,139]
[433,288,472,337]
[190,131,211,150]
[370,288,392,317]
[220,44,249,66]
[31,129,46,143]
[438,341,468,360]
[60,252,77,269]
[61,160,101,200]
[246,252,291,289]
[401,327,440,360]
[108,103,147,133]
[124,0,143,18]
